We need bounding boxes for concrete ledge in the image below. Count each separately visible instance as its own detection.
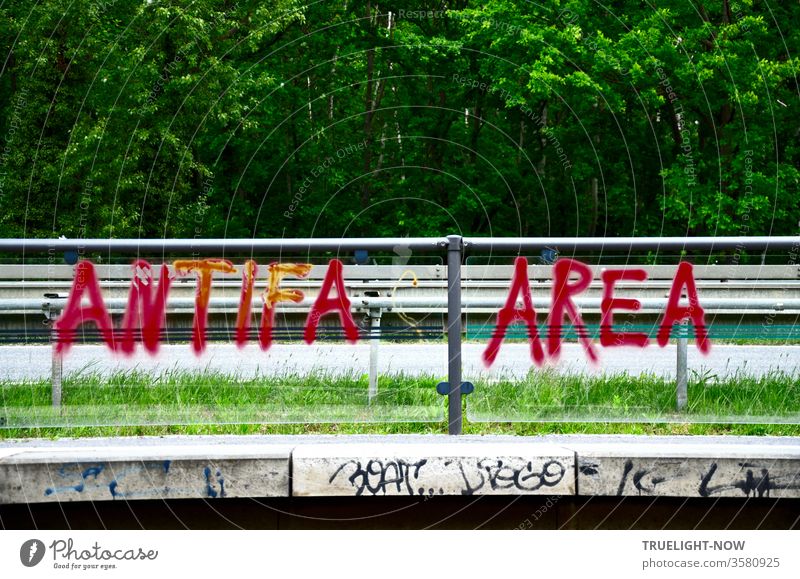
[574,442,800,498]
[0,445,292,503]
[2,435,800,503]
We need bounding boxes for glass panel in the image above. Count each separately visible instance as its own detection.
[0,256,447,428]
[465,254,800,424]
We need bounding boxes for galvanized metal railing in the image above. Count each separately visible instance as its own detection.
[2,235,800,434]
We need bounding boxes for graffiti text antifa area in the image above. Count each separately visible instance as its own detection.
[53,257,711,364]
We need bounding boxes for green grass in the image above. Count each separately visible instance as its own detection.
[468,368,800,422]
[0,369,443,429]
[1,368,799,438]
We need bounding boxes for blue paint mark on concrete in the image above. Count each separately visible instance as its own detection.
[216,470,226,498]
[204,467,218,498]
[57,463,82,478]
[163,460,171,474]
[82,466,104,480]
[44,464,104,497]
[109,480,120,498]
[44,481,84,496]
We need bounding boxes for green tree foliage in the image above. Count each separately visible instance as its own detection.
[1,0,798,241]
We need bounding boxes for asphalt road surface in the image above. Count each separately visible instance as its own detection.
[0,342,797,381]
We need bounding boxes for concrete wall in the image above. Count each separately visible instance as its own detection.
[4,436,800,504]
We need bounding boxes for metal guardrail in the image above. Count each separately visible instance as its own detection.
[4,296,800,312]
[2,235,799,252]
[2,235,800,434]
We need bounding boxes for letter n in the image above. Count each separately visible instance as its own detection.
[304,259,359,344]
[657,262,710,353]
[482,257,545,367]
[118,260,172,355]
[53,261,114,355]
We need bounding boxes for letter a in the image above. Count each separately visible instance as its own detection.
[482,257,545,367]
[657,261,710,353]
[304,259,359,344]
[53,261,114,355]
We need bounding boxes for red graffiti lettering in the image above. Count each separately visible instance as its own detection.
[52,256,711,365]
[53,261,114,355]
[259,262,313,350]
[173,259,237,354]
[600,269,649,348]
[657,261,710,353]
[547,258,598,363]
[235,260,258,348]
[482,257,545,368]
[304,259,359,344]
[118,260,172,355]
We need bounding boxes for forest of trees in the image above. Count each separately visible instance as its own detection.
[1,1,798,242]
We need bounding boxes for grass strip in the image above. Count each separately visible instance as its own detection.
[0,368,798,437]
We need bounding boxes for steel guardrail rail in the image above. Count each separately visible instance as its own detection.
[3,296,800,312]
[2,235,800,253]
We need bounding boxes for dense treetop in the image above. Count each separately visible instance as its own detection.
[1,1,798,242]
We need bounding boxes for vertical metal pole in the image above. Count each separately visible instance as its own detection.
[46,306,63,407]
[676,319,688,411]
[51,343,63,407]
[368,308,381,404]
[446,235,463,435]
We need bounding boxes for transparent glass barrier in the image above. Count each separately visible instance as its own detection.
[5,251,800,428]
[465,255,800,424]
[0,257,448,428]
[465,325,800,423]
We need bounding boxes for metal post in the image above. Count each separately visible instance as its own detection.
[446,235,463,435]
[368,307,381,403]
[44,304,63,407]
[51,343,63,407]
[676,319,688,411]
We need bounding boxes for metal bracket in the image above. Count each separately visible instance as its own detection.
[42,303,57,326]
[42,294,66,324]
[436,381,474,396]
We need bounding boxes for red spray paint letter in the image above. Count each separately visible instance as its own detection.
[546,258,598,362]
[53,261,114,355]
[304,259,359,344]
[173,259,237,354]
[657,261,710,353]
[118,260,172,355]
[235,260,258,348]
[600,269,649,348]
[259,262,313,350]
[482,257,545,368]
